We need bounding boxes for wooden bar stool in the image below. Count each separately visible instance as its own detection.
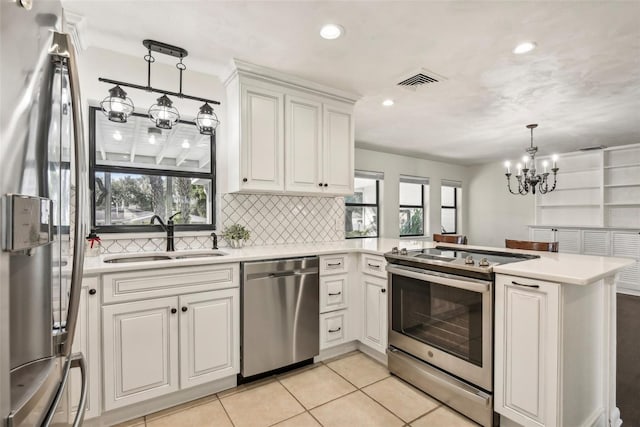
[505,239,559,252]
[433,234,468,245]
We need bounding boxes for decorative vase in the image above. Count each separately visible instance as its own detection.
[229,239,245,249]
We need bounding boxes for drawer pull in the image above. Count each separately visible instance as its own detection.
[511,280,540,289]
[367,263,381,269]
[328,327,342,333]
[328,291,342,296]
[327,262,342,267]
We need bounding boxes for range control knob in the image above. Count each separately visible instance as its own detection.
[391,247,399,254]
[400,248,408,255]
[479,257,490,267]
[464,255,475,265]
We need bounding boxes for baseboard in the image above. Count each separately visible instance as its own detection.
[356,343,387,365]
[315,341,359,362]
[85,375,236,426]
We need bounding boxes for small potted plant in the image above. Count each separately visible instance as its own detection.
[222,224,251,248]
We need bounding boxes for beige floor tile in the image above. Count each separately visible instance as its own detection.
[111,417,145,427]
[221,381,305,427]
[363,376,440,422]
[145,399,232,427]
[411,406,480,427]
[272,412,322,427]
[310,391,404,427]
[280,365,356,409]
[326,352,390,388]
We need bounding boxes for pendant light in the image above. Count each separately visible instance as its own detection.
[148,94,180,130]
[100,85,134,123]
[195,102,219,135]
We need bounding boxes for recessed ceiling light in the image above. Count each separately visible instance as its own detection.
[382,99,394,107]
[112,131,122,141]
[320,24,344,40]
[182,140,190,149]
[513,41,537,54]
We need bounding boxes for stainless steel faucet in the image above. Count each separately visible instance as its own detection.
[151,212,181,251]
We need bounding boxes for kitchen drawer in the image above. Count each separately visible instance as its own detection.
[320,310,347,350]
[102,263,239,304]
[361,254,386,278]
[320,274,348,313]
[320,254,348,276]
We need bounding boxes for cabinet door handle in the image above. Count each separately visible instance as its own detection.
[318,183,323,187]
[171,308,177,314]
[511,281,540,289]
[328,327,342,333]
[242,178,248,183]
[181,306,188,312]
[327,262,342,267]
[88,289,96,295]
[323,183,328,187]
[367,263,380,269]
[328,291,342,296]
[381,289,386,293]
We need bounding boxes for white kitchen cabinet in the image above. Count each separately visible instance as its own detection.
[102,297,179,411]
[611,231,640,295]
[285,95,323,194]
[556,228,581,253]
[529,227,555,242]
[320,275,348,313]
[68,277,101,421]
[321,103,354,195]
[495,274,612,427]
[582,229,610,256]
[179,289,239,389]
[361,275,387,354]
[320,310,348,350]
[238,83,285,192]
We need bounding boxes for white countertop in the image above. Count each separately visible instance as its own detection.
[80,238,634,286]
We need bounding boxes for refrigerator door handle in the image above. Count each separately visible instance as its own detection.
[70,353,88,427]
[49,31,87,357]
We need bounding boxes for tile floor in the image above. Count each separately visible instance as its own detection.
[114,351,479,427]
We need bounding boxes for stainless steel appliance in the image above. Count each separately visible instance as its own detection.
[385,246,538,427]
[1,2,88,426]
[241,257,319,378]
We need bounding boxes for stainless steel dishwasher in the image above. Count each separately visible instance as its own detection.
[241,257,319,378]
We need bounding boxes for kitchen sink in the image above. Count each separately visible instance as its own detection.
[103,250,227,263]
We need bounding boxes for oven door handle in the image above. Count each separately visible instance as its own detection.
[386,266,490,293]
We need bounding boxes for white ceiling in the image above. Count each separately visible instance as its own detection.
[63,0,640,165]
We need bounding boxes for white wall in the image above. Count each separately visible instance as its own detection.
[355,148,469,239]
[466,161,534,247]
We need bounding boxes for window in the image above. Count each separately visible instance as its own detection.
[441,180,461,234]
[399,175,428,237]
[345,171,382,238]
[89,107,215,232]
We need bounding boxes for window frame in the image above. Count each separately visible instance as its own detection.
[399,181,425,237]
[89,106,216,233]
[440,185,458,235]
[345,177,380,239]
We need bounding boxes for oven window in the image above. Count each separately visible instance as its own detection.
[391,274,483,366]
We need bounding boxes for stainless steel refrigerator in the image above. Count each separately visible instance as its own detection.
[1,0,88,426]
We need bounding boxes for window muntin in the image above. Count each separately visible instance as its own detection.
[441,182,460,234]
[399,180,425,237]
[89,107,215,232]
[345,172,381,238]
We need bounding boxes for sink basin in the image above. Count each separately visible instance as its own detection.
[104,255,173,263]
[103,250,227,263]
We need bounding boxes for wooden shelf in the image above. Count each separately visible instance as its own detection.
[604,203,640,207]
[604,163,640,169]
[537,204,600,208]
[551,186,601,191]
[559,167,602,173]
[604,183,640,188]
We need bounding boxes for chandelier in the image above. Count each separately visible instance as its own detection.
[99,40,220,135]
[504,124,559,195]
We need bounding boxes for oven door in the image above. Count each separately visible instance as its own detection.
[387,264,492,391]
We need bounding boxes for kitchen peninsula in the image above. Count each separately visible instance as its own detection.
[74,239,632,427]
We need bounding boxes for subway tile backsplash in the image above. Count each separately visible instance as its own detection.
[100,193,345,254]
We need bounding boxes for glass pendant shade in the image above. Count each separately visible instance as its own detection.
[100,85,134,123]
[148,94,180,129]
[195,102,220,135]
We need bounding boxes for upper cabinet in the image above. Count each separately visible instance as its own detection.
[224,60,358,196]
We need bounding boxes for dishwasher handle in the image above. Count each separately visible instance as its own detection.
[245,267,319,281]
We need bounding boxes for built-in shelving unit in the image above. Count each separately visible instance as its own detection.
[603,145,640,229]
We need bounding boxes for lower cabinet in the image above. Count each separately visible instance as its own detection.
[102,289,239,411]
[320,310,348,349]
[361,275,387,354]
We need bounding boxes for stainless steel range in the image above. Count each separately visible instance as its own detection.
[384,246,538,427]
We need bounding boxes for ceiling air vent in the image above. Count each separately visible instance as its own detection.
[579,145,606,151]
[395,68,446,91]
[397,73,439,87]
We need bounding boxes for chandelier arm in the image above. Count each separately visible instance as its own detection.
[506,174,519,195]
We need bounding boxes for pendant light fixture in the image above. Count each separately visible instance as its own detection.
[195,102,220,136]
[100,85,134,123]
[504,124,559,195]
[98,39,220,133]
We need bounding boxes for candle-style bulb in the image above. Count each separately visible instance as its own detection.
[543,160,549,173]
[504,161,511,174]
